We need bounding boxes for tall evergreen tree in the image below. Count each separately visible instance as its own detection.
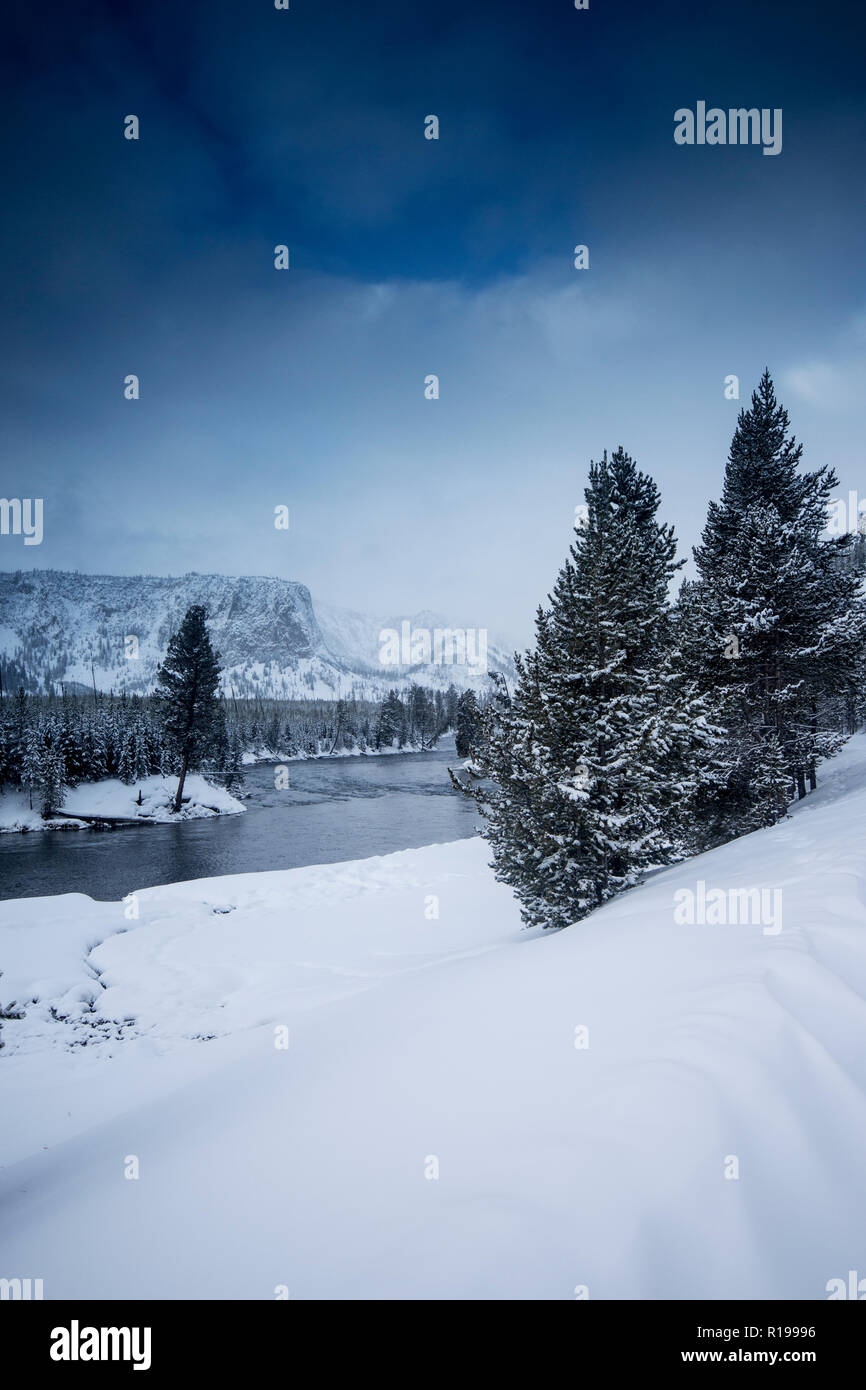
[224,728,246,792]
[20,721,43,810]
[117,728,136,785]
[464,448,718,930]
[375,690,405,749]
[154,606,223,813]
[407,684,438,748]
[131,720,150,782]
[443,682,461,730]
[0,720,13,793]
[39,744,67,817]
[85,719,109,781]
[12,687,28,746]
[678,370,866,838]
[455,688,482,758]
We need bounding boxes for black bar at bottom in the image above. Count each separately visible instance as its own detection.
[1,1298,860,1374]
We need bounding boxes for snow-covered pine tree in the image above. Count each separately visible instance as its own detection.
[158,737,176,778]
[224,729,246,792]
[20,720,43,810]
[747,730,792,828]
[279,719,297,759]
[454,689,481,758]
[39,744,67,817]
[12,687,28,746]
[407,684,438,748]
[209,707,231,780]
[104,708,123,778]
[678,370,866,840]
[0,718,13,793]
[465,447,719,930]
[117,728,136,785]
[375,690,405,749]
[54,716,82,786]
[153,605,223,813]
[1,689,27,789]
[84,718,109,781]
[131,720,150,782]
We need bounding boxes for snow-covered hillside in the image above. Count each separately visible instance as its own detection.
[2,738,866,1298]
[315,599,515,692]
[0,570,514,699]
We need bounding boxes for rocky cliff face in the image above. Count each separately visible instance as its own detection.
[0,570,513,698]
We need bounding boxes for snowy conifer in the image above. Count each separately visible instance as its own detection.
[40,745,67,817]
[465,448,719,929]
[154,606,223,813]
[20,722,43,810]
[678,370,866,839]
[117,729,136,785]
[375,691,405,749]
[455,689,481,758]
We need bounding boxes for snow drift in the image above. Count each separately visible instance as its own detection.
[2,738,866,1298]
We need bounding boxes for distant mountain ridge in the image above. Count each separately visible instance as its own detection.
[0,570,514,699]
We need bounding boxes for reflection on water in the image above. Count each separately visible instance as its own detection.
[0,745,479,902]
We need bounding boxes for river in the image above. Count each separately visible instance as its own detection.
[0,743,480,902]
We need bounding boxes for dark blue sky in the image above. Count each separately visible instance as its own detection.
[2,0,865,640]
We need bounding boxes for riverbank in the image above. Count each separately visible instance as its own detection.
[0,773,245,834]
[0,745,476,901]
[242,737,442,765]
[0,738,447,835]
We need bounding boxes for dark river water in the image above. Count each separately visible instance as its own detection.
[0,743,480,902]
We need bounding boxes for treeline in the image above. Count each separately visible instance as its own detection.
[229,683,460,756]
[0,682,462,816]
[459,371,866,930]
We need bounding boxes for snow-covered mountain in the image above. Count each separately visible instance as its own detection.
[0,569,514,699]
[315,599,515,686]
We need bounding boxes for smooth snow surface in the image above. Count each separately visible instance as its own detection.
[2,738,866,1298]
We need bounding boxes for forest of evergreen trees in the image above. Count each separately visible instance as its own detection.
[0,682,462,816]
[459,372,866,930]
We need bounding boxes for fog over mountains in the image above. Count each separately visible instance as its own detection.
[0,570,514,699]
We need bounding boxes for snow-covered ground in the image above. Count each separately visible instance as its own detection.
[0,774,244,833]
[2,739,866,1298]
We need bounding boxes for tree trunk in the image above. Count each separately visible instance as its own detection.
[796,767,807,800]
[173,748,190,814]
